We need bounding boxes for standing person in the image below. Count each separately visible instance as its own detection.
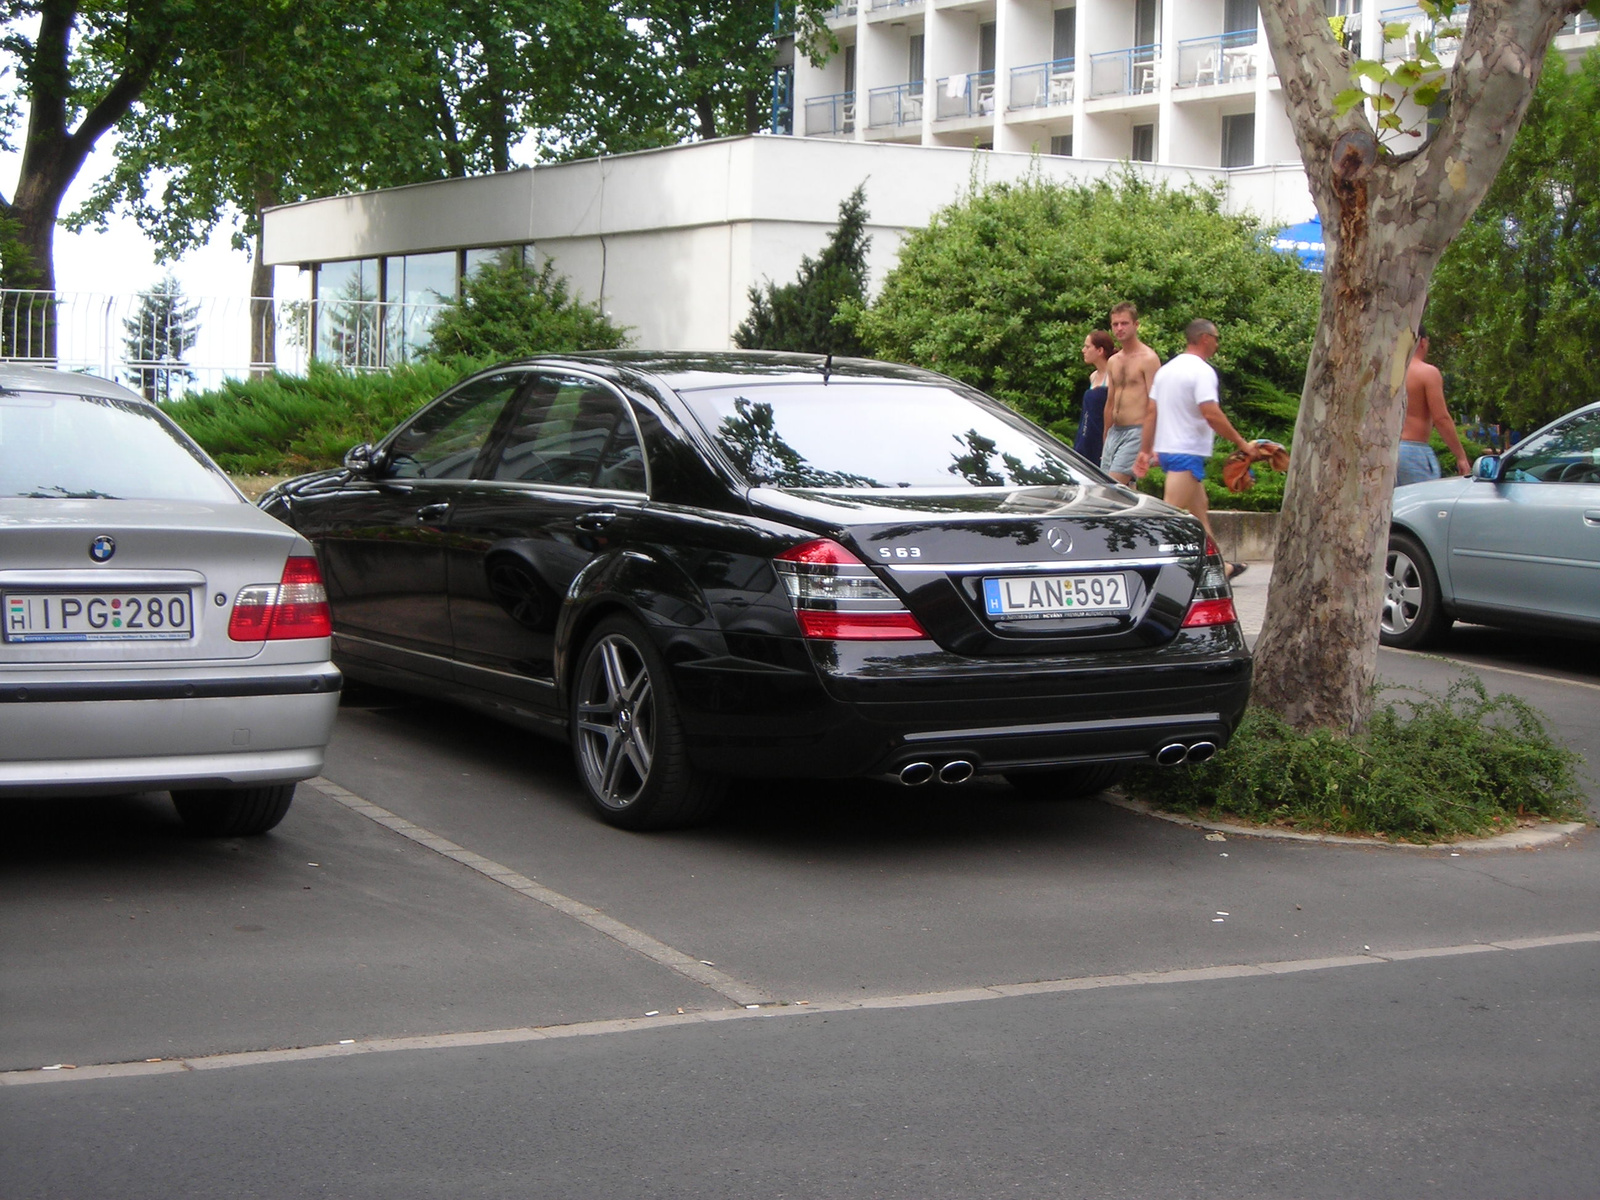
[1397,328,1471,486]
[1100,303,1162,483]
[1073,329,1117,465]
[1133,319,1265,580]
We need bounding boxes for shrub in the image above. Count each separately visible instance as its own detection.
[163,361,467,475]
[1123,677,1588,842]
[734,182,870,356]
[847,168,1320,430]
[426,251,631,362]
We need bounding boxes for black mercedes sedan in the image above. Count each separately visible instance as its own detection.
[261,353,1251,829]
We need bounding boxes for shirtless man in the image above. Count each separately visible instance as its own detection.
[1099,302,1162,483]
[1397,328,1471,486]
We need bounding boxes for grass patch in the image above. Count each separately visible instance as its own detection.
[1124,677,1590,843]
[165,361,474,475]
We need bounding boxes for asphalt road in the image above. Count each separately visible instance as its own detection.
[4,629,1598,1198]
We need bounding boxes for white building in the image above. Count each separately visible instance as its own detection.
[261,3,1598,361]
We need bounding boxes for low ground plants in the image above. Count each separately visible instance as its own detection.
[163,361,467,475]
[1124,676,1588,843]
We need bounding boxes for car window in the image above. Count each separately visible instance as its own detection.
[386,372,524,480]
[679,382,1085,490]
[488,375,647,492]
[1502,409,1600,484]
[0,390,238,502]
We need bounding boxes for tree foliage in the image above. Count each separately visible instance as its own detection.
[424,251,631,363]
[122,274,200,403]
[849,171,1320,429]
[1427,48,1600,433]
[734,183,870,356]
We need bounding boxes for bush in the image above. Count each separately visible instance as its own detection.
[1123,677,1589,843]
[163,361,468,475]
[734,183,870,356]
[426,251,631,362]
[847,168,1320,430]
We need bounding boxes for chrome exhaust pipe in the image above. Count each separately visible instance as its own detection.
[1186,741,1217,763]
[1155,742,1189,767]
[938,760,974,785]
[899,762,935,786]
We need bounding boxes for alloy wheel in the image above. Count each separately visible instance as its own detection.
[1382,548,1424,637]
[574,633,655,810]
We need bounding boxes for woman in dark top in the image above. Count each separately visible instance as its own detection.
[1073,329,1117,464]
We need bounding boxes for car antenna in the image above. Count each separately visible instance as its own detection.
[821,353,833,384]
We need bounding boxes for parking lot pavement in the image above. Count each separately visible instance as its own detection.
[1228,559,1272,639]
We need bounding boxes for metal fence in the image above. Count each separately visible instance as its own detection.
[0,289,453,398]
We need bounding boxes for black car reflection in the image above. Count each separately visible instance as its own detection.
[262,353,1252,829]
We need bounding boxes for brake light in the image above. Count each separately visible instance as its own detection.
[774,538,928,641]
[228,555,332,641]
[1179,536,1237,628]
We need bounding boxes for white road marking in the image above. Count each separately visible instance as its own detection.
[305,777,771,1008]
[6,931,1598,1088]
[1388,648,1600,694]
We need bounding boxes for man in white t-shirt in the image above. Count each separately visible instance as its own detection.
[1133,319,1266,580]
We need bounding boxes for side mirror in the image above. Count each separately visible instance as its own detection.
[1472,455,1501,482]
[343,443,378,474]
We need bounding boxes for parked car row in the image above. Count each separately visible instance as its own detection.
[18,352,1586,835]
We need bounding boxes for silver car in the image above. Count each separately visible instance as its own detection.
[1384,400,1600,648]
[0,367,340,834]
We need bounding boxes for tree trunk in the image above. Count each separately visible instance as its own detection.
[1251,0,1577,734]
[249,179,279,377]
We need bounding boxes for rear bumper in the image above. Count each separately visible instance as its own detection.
[0,664,341,796]
[673,636,1252,778]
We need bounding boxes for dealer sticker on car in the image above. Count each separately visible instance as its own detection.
[982,573,1129,620]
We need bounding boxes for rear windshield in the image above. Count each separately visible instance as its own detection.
[680,382,1087,490]
[0,391,238,502]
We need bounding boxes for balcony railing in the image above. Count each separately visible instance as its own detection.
[935,69,997,119]
[804,91,856,135]
[1562,10,1598,33]
[826,2,857,19]
[1174,30,1258,88]
[1382,4,1467,58]
[868,81,924,128]
[868,0,922,9]
[1088,45,1161,98]
[1009,58,1076,110]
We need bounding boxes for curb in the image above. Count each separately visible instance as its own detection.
[1104,794,1590,852]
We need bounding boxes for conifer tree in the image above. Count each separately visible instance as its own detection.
[735,183,870,356]
[122,275,200,403]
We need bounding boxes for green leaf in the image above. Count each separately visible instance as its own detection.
[1333,87,1368,115]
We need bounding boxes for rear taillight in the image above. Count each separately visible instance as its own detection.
[228,555,332,641]
[773,538,927,641]
[1180,535,1237,629]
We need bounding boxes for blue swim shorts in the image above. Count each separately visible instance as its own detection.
[1395,439,1441,487]
[1158,453,1207,481]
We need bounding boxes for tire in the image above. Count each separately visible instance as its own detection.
[1381,530,1451,649]
[172,783,296,836]
[570,615,726,830]
[1005,762,1128,801]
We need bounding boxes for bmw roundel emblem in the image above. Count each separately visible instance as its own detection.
[1045,526,1072,556]
[89,535,116,563]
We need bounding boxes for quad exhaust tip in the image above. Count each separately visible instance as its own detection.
[899,762,935,786]
[1154,741,1218,766]
[939,760,975,785]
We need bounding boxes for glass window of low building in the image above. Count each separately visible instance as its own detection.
[315,258,379,367]
[384,251,457,364]
[1132,123,1155,162]
[1050,134,1073,156]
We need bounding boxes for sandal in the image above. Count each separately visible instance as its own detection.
[1227,562,1249,581]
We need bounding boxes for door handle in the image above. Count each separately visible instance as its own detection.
[575,508,618,533]
[1585,510,1600,527]
[416,502,451,523]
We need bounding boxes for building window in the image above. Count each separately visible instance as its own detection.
[1053,7,1076,62]
[1132,123,1155,162]
[979,21,997,72]
[314,259,380,367]
[1222,112,1255,167]
[384,251,456,364]
[1050,134,1074,157]
[1135,0,1159,49]
[1224,0,1258,34]
[844,43,857,96]
[909,34,924,85]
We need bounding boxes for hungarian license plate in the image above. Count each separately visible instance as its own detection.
[3,591,194,643]
[982,573,1129,620]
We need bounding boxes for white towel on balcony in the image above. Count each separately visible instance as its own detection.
[946,73,968,99]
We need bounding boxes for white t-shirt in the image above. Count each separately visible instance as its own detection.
[1150,352,1221,457]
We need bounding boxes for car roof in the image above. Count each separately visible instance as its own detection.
[0,364,148,404]
[502,351,951,393]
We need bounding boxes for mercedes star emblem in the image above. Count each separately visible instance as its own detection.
[1045,526,1072,556]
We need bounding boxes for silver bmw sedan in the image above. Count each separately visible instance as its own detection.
[0,366,340,835]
